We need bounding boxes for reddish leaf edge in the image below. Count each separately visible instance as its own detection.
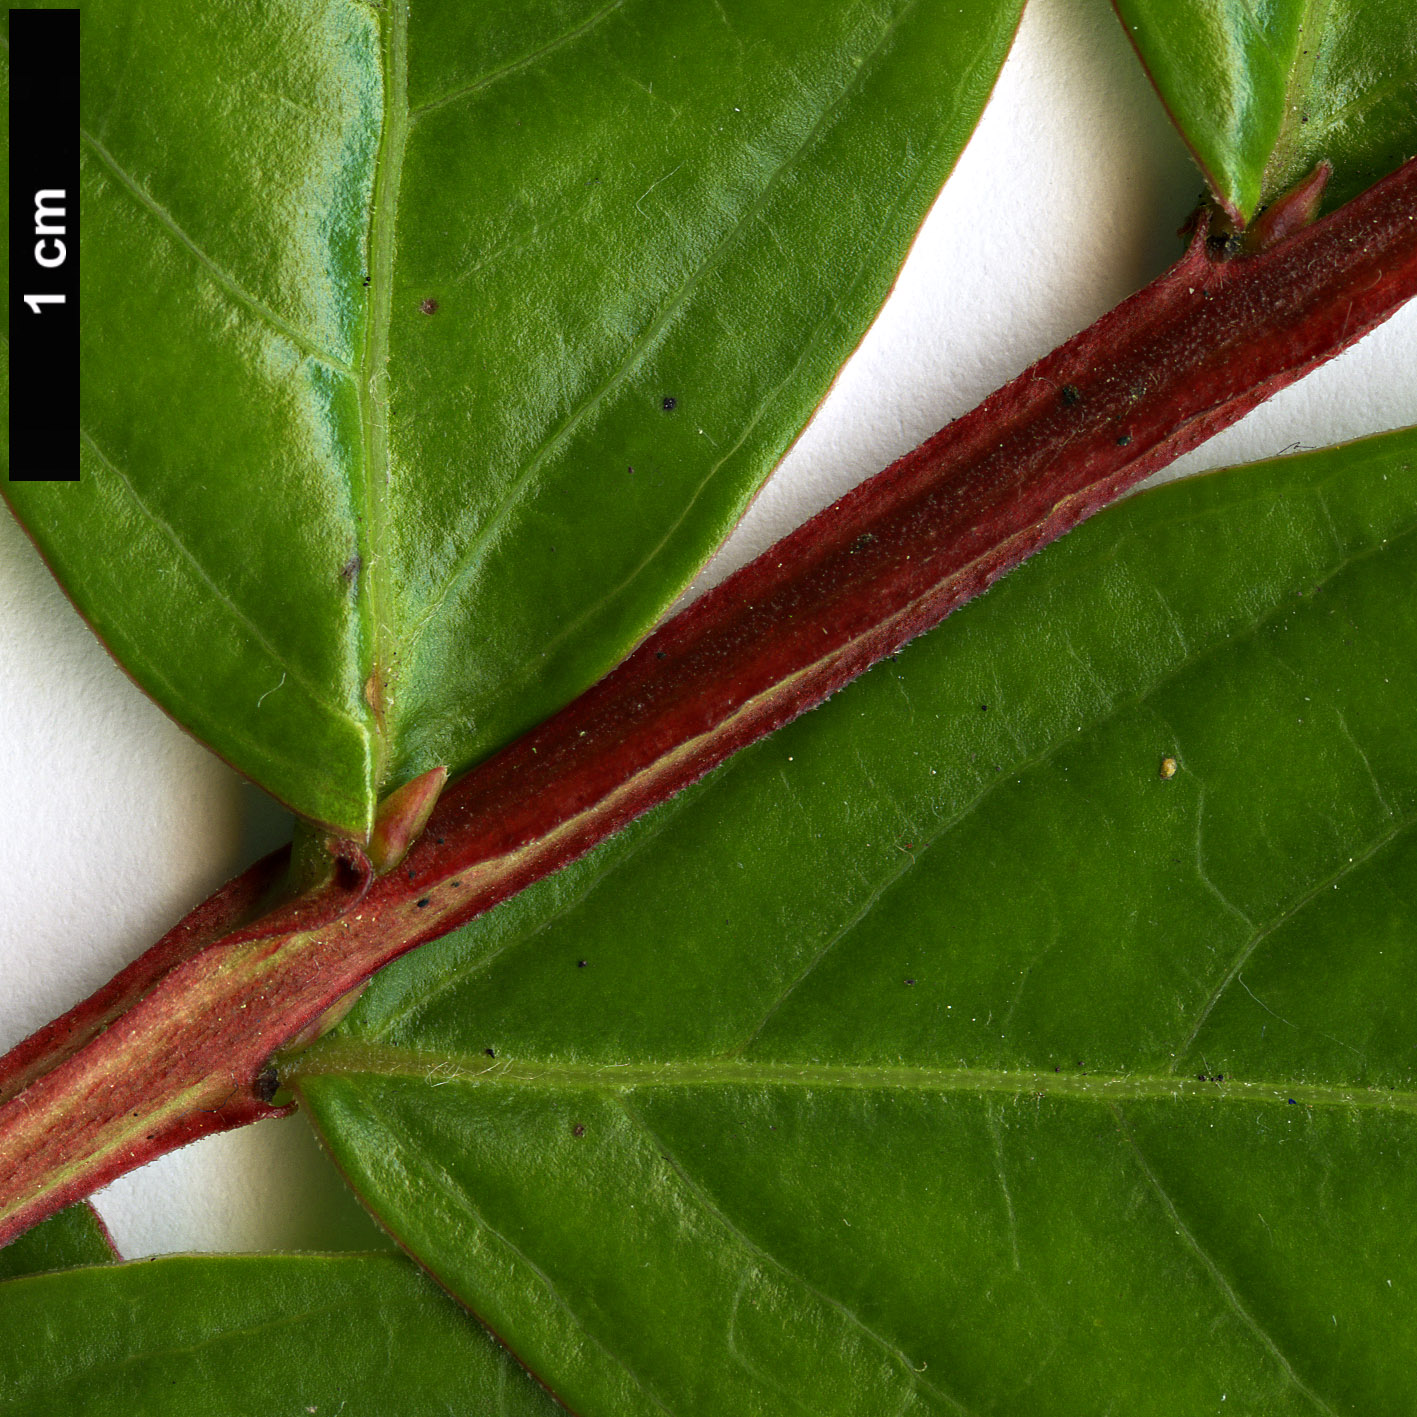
[1,157,1413,1248]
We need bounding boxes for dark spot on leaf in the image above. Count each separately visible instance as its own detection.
[572,1123,586,1137]
[904,978,916,986]
[484,1047,496,1058]
[417,897,430,908]
[1060,384,1081,406]
[1116,433,1132,447]
[627,465,635,475]
[851,532,877,553]
[577,959,588,968]
[420,297,439,315]
[362,274,371,288]
[1289,1098,1297,1104]
[655,649,667,660]
[979,703,989,712]
[255,1067,280,1104]
[340,553,361,584]
[661,395,677,411]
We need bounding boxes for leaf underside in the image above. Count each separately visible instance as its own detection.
[298,430,1417,1416]
[0,1203,115,1283]
[1115,0,1417,222]
[0,1253,560,1416]
[1,0,1023,833]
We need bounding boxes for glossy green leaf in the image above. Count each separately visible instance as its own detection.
[1114,0,1417,221]
[298,430,1417,1416]
[0,1204,115,1282]
[1,0,1022,834]
[0,1253,559,1416]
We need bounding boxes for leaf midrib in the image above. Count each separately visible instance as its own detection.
[357,0,409,795]
[1261,0,1333,199]
[295,1049,1417,1114]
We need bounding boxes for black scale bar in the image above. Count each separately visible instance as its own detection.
[8,7,79,482]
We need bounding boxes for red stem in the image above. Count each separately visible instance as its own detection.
[2,158,1414,1246]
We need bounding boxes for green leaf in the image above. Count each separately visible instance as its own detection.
[0,1204,115,1282]
[297,429,1417,1415]
[0,1252,559,1416]
[1114,0,1417,221]
[1,0,1022,834]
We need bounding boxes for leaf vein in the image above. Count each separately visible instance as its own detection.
[1300,71,1417,142]
[618,1094,978,1416]
[294,1050,1417,1115]
[1171,810,1415,1064]
[404,0,930,654]
[79,127,353,375]
[79,427,364,731]
[476,91,974,704]
[1262,0,1336,194]
[1112,1107,1342,1417]
[409,0,631,120]
[736,521,1414,1053]
[355,1090,680,1417]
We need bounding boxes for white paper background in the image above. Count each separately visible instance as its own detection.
[3,0,1414,1259]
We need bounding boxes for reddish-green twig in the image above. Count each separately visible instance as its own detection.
[2,157,1414,1247]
